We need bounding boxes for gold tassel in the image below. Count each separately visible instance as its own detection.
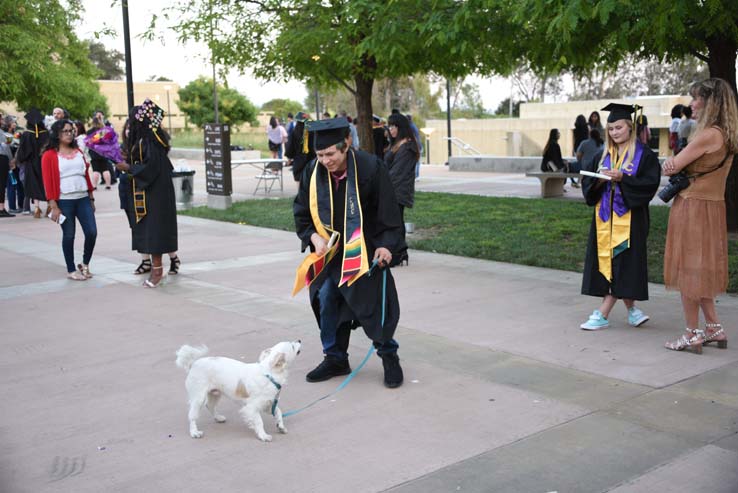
[302,128,309,154]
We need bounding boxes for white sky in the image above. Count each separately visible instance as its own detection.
[77,0,511,112]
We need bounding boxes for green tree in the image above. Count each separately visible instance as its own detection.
[152,0,477,154]
[458,0,738,228]
[178,76,258,129]
[87,40,125,80]
[260,98,304,121]
[0,1,108,118]
[493,98,521,118]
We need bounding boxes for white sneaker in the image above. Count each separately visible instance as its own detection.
[580,310,609,330]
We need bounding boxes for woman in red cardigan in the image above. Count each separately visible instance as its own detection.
[42,119,97,280]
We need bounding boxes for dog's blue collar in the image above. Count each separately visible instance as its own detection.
[265,374,282,416]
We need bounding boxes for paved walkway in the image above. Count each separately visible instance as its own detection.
[0,163,736,492]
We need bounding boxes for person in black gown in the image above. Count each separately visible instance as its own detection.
[284,111,315,182]
[16,108,48,217]
[579,103,660,331]
[115,98,178,288]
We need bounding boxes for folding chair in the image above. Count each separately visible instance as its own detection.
[253,161,283,195]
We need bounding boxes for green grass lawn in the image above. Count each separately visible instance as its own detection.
[182,191,738,293]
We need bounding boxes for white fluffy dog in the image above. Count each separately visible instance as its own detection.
[175,340,301,442]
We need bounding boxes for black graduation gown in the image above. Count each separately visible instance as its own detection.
[128,140,178,254]
[385,141,417,208]
[580,147,661,300]
[284,124,315,182]
[293,150,406,343]
[16,126,48,201]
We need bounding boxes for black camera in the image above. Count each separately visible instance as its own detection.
[658,172,691,202]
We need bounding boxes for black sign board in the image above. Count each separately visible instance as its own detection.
[204,123,232,195]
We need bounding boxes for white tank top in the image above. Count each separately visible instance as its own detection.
[58,151,88,199]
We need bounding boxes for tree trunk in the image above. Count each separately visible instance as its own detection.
[354,71,375,155]
[706,35,738,231]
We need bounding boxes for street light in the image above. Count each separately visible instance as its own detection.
[163,84,173,134]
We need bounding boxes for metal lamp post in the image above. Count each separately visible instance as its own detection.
[164,84,173,134]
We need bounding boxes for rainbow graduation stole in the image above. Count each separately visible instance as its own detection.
[292,151,369,296]
[595,141,643,281]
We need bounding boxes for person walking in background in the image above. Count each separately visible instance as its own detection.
[669,104,684,155]
[339,110,360,150]
[573,114,589,153]
[384,113,417,266]
[579,103,660,331]
[42,120,97,281]
[406,114,423,180]
[372,115,388,159]
[86,117,114,190]
[2,137,21,215]
[677,105,696,153]
[115,98,178,288]
[588,111,605,138]
[16,108,48,218]
[284,111,315,182]
[662,78,737,354]
[635,114,651,146]
[267,116,287,160]
[286,112,295,138]
[0,139,13,217]
[576,128,605,173]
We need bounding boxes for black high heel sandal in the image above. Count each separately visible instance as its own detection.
[399,252,409,266]
[134,259,152,275]
[168,256,181,275]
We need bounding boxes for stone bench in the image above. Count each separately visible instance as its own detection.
[525,172,580,198]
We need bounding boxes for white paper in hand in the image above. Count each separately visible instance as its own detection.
[48,212,67,224]
[579,170,612,181]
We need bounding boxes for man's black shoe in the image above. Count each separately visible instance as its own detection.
[381,353,403,388]
[306,356,351,382]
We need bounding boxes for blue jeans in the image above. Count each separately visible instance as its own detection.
[57,197,97,273]
[318,275,399,359]
[6,168,24,209]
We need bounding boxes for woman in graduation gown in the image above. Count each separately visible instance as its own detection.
[16,108,48,217]
[115,98,178,288]
[579,103,661,331]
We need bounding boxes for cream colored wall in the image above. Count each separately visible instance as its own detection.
[98,80,185,132]
[424,95,692,161]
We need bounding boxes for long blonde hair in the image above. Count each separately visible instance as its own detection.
[598,119,637,169]
[689,78,738,154]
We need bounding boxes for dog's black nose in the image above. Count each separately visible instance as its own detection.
[297,339,301,344]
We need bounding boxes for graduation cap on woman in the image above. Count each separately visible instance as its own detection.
[601,103,643,123]
[306,117,350,150]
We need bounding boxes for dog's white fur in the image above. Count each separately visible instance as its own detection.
[175,340,301,442]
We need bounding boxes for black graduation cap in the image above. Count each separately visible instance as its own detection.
[24,108,44,126]
[306,117,350,150]
[601,103,641,123]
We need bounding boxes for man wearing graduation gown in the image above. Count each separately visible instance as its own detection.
[293,117,406,388]
[580,103,661,330]
[284,111,315,182]
[16,109,49,214]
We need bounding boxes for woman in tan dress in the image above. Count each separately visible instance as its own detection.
[663,78,738,354]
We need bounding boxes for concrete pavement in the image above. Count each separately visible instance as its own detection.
[0,164,736,492]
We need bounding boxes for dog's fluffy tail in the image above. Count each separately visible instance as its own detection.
[175,344,209,371]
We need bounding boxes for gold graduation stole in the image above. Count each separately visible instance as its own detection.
[292,151,368,295]
[132,142,147,224]
[594,142,644,281]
